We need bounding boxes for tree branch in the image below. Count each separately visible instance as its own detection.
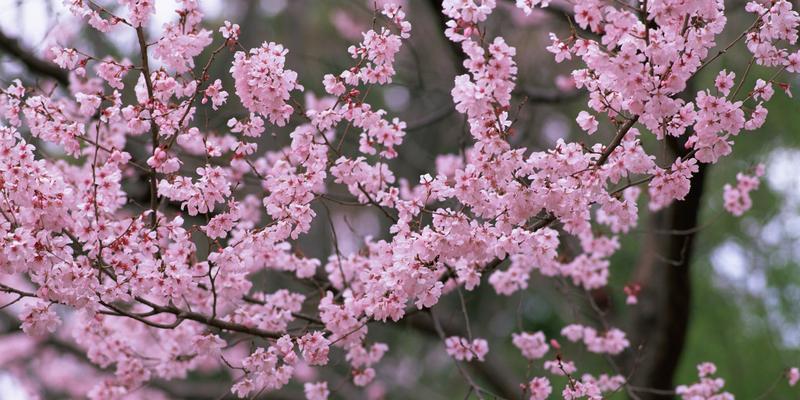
[135,26,161,231]
[0,29,68,86]
[596,115,640,166]
[409,311,521,399]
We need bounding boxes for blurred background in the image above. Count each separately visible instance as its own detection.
[1,0,799,398]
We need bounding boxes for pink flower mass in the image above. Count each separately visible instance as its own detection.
[0,0,797,398]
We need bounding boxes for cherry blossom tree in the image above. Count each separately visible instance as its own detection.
[0,0,798,399]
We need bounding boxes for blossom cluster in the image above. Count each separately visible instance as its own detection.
[675,362,734,400]
[0,0,795,399]
[561,324,630,355]
[723,164,765,216]
[445,336,489,362]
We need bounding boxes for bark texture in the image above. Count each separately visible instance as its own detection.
[627,136,709,398]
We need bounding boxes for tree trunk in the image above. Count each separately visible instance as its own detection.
[627,137,708,398]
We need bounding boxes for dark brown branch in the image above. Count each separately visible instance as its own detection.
[596,116,640,166]
[133,296,283,339]
[0,29,68,86]
[135,27,161,230]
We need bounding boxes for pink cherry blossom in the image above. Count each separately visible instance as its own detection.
[298,331,331,366]
[515,0,550,16]
[576,111,599,134]
[220,21,241,41]
[676,362,734,400]
[231,42,302,126]
[19,300,61,336]
[0,0,792,397]
[715,70,735,97]
[51,47,81,70]
[445,336,489,362]
[723,165,765,216]
[789,367,799,387]
[304,381,330,400]
[512,331,549,360]
[527,377,552,400]
[202,79,228,110]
